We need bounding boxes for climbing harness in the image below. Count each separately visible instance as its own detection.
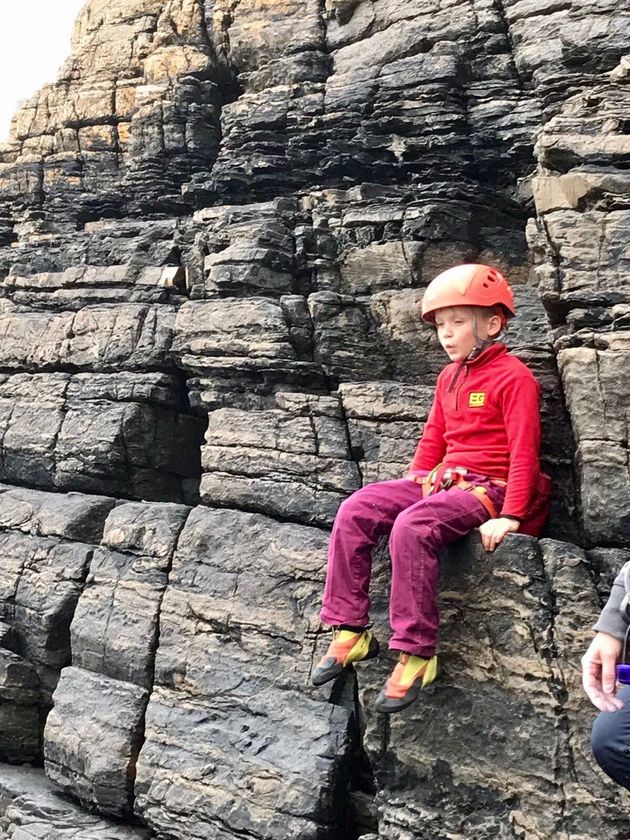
[408,463,505,520]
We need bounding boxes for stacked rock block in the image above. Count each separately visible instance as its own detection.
[1,0,546,226]
[0,649,39,765]
[134,506,356,838]
[0,264,205,502]
[0,486,115,761]
[200,394,362,526]
[528,57,630,547]
[0,0,228,230]
[358,533,630,839]
[44,500,189,817]
[193,0,542,202]
[172,189,576,537]
[37,498,356,836]
[0,765,151,839]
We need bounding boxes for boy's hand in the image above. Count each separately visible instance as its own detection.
[582,632,624,712]
[478,516,520,552]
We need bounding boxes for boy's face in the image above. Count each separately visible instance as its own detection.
[433,306,498,362]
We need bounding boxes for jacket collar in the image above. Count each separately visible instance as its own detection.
[446,343,507,392]
[465,342,507,368]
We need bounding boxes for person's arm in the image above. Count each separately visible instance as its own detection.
[594,563,629,640]
[479,373,539,551]
[582,563,630,711]
[408,384,447,473]
[499,374,541,520]
[478,517,519,551]
[582,634,624,712]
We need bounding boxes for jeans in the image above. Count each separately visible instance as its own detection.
[592,684,630,789]
[320,473,506,657]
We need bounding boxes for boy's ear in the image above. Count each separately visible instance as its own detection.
[487,312,503,338]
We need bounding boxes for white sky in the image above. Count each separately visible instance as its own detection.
[0,2,86,142]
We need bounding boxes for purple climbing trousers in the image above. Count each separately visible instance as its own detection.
[320,472,506,657]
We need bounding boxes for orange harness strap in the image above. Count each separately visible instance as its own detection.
[417,463,505,519]
[461,483,498,519]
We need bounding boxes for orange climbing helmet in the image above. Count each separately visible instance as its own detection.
[421,264,516,324]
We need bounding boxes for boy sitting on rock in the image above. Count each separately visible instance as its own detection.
[312,264,550,713]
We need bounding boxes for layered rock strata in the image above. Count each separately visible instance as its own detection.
[529,70,630,548]
[0,266,205,501]
[0,0,627,839]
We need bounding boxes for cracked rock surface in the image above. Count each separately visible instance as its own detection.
[0,0,628,838]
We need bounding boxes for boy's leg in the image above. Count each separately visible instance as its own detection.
[387,485,502,655]
[375,485,501,712]
[314,478,425,686]
[320,478,424,629]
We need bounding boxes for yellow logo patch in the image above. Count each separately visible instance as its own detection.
[469,392,486,407]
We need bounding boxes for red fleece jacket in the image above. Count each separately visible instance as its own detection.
[409,343,541,520]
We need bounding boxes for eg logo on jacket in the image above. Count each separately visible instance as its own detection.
[468,392,486,407]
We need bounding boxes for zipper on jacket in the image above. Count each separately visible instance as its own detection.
[448,362,468,411]
[448,362,465,393]
[455,365,468,411]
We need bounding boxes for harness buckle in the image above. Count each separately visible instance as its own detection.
[425,464,469,495]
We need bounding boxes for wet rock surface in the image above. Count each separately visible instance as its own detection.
[134,506,354,839]
[44,500,189,818]
[0,765,151,839]
[354,533,630,839]
[0,487,114,708]
[0,0,627,838]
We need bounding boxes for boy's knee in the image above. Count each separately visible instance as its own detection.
[336,486,372,520]
[390,510,436,546]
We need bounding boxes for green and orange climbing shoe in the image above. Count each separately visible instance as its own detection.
[312,627,380,686]
[374,652,438,713]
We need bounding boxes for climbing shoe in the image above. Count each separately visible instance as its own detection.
[312,627,380,686]
[374,652,438,713]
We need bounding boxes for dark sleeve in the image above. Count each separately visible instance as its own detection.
[499,373,541,520]
[594,563,630,641]
[409,383,447,472]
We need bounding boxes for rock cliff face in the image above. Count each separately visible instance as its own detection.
[0,1,628,838]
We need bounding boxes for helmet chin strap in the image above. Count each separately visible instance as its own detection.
[466,312,504,361]
[447,310,507,391]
